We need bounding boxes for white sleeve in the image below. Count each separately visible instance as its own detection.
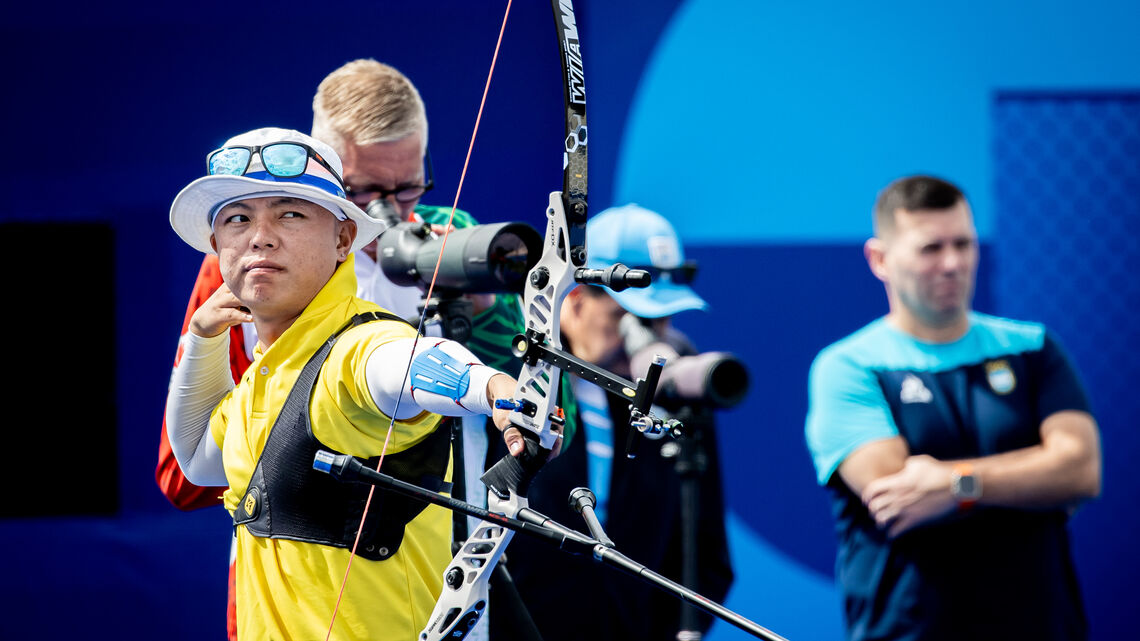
[165,331,234,486]
[365,337,499,419]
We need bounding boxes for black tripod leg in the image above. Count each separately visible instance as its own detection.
[450,419,470,544]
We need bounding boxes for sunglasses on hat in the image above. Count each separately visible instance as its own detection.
[632,260,699,285]
[207,142,344,188]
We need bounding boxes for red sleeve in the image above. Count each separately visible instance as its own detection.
[155,255,252,510]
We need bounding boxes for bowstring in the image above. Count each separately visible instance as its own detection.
[324,2,514,638]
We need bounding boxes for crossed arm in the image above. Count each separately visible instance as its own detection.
[839,410,1102,537]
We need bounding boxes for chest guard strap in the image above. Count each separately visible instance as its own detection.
[233,311,452,561]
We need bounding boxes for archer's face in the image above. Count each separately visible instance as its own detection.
[210,196,354,325]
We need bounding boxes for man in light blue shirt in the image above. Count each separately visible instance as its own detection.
[805,175,1101,641]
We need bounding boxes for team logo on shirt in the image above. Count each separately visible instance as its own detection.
[986,359,1016,395]
[900,374,933,404]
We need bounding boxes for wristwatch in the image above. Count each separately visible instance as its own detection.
[950,463,982,510]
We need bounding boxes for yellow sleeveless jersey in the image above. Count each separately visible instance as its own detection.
[210,256,450,641]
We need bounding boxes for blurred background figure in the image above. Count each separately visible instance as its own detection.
[805,176,1101,641]
[501,204,741,641]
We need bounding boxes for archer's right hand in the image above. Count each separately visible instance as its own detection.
[189,284,253,338]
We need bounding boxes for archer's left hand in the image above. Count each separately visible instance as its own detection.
[486,373,562,460]
[862,454,956,537]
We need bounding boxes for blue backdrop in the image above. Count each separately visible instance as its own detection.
[1,2,1136,640]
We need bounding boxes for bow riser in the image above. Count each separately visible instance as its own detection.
[420,192,577,639]
[511,192,580,450]
[419,493,520,641]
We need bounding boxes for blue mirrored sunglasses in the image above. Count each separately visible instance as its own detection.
[206,142,344,187]
[631,260,699,285]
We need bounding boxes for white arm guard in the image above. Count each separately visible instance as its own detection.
[366,338,499,420]
[165,332,233,486]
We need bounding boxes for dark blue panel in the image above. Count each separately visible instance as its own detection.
[0,510,231,640]
[993,92,1140,641]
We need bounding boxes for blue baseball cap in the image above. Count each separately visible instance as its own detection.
[586,204,707,318]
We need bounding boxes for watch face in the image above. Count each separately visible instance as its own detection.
[953,474,982,500]
[958,476,977,495]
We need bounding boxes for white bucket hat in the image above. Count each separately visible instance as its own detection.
[169,127,387,255]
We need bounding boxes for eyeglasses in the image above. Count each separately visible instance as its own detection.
[344,149,434,205]
[207,142,344,187]
[632,260,699,285]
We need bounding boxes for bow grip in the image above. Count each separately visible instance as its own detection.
[480,430,550,500]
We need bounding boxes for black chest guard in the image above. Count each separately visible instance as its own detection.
[233,312,452,561]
